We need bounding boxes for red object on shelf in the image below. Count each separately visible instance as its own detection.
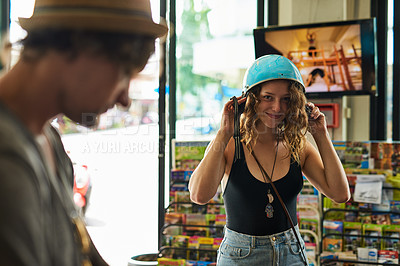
[315,103,340,128]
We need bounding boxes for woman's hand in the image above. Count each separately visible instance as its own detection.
[303,102,350,203]
[219,96,247,139]
[306,102,327,136]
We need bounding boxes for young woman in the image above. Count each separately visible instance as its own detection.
[189,55,350,265]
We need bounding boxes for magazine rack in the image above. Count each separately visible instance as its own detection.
[157,140,222,265]
[297,177,322,265]
[158,200,224,264]
[300,229,319,266]
[320,181,400,265]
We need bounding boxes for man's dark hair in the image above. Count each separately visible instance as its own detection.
[20,28,156,74]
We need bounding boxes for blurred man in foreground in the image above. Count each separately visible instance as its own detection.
[0,0,167,265]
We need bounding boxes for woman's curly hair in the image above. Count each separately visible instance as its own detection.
[240,80,308,163]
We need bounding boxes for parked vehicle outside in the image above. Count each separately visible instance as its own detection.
[73,163,92,215]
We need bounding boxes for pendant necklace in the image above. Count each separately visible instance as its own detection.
[265,188,274,218]
[252,141,279,219]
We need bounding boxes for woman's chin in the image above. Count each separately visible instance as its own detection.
[257,120,281,133]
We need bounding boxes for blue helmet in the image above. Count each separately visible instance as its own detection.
[242,54,305,95]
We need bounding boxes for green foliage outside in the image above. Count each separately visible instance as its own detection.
[177,0,219,120]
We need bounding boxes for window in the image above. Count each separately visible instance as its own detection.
[175,0,257,140]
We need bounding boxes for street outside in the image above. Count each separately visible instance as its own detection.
[61,124,161,266]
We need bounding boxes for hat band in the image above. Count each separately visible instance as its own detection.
[34,6,152,19]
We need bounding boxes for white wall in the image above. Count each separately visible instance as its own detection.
[278,0,371,26]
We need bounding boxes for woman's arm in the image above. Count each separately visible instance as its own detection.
[188,132,231,204]
[302,103,350,203]
[189,97,245,205]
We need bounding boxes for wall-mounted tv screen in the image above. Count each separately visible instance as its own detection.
[254,19,376,97]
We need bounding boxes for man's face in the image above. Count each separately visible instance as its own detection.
[58,53,137,128]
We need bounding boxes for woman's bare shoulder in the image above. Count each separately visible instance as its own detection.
[301,139,318,168]
[224,138,236,168]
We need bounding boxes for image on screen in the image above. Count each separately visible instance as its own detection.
[254,19,376,95]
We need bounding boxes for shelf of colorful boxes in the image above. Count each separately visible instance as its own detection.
[157,169,226,266]
[319,169,400,265]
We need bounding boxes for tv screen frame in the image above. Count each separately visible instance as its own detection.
[253,18,377,98]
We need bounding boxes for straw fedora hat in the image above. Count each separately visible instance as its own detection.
[19,0,168,37]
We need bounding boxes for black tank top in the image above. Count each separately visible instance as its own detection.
[223,143,303,236]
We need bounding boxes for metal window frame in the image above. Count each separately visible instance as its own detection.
[0,0,10,71]
[392,0,400,140]
[371,0,388,140]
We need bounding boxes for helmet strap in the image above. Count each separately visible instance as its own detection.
[230,96,242,162]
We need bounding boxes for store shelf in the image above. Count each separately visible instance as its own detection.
[320,179,400,265]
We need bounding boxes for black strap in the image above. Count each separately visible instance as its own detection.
[251,148,307,265]
[231,96,242,162]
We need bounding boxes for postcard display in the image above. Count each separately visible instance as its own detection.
[319,141,400,265]
[157,140,322,266]
[158,140,220,266]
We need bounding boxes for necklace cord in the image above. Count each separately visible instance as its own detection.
[251,145,307,265]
